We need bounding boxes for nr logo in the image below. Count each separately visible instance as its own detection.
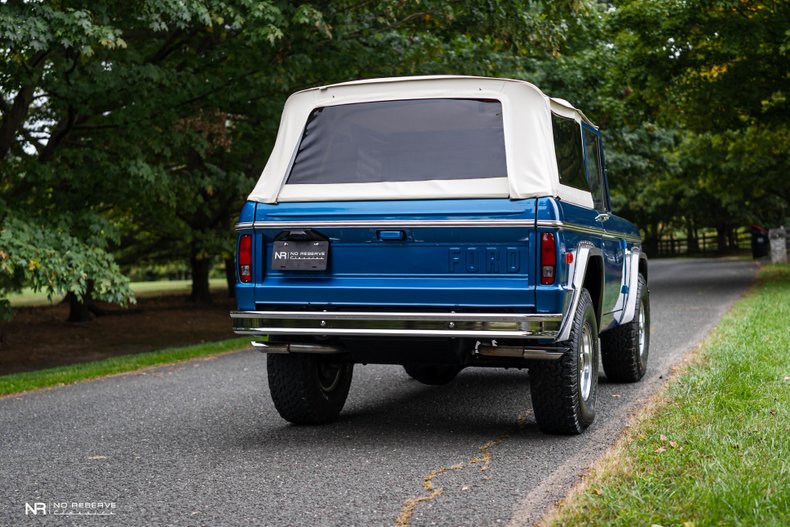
[25,503,47,515]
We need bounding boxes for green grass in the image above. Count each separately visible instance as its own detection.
[0,337,253,396]
[7,278,228,307]
[546,264,790,527]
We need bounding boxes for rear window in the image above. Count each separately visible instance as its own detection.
[551,114,587,191]
[286,98,507,185]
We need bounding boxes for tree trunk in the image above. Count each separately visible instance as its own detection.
[643,223,659,257]
[66,280,106,321]
[189,253,212,303]
[224,257,236,299]
[716,225,728,254]
[66,292,94,322]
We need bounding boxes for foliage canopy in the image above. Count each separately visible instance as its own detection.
[1,0,787,320]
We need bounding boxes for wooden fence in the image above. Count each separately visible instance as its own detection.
[651,231,752,258]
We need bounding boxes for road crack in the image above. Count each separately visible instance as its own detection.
[470,434,509,472]
[394,410,532,526]
[395,463,465,527]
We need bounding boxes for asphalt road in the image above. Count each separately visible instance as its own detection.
[0,258,757,527]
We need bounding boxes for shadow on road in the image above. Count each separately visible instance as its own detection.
[219,368,546,452]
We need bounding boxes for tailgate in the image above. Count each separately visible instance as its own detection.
[251,199,537,311]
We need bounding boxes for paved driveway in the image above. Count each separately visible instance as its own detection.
[0,258,757,526]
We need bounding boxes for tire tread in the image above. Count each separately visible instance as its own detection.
[601,275,649,383]
[530,290,598,435]
[267,353,352,425]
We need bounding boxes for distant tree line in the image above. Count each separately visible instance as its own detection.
[1,0,787,323]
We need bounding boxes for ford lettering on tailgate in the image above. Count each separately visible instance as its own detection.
[449,247,521,273]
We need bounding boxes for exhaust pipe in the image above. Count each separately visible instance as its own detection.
[476,344,565,360]
[251,341,345,354]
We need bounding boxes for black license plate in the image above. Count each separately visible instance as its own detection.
[272,240,329,271]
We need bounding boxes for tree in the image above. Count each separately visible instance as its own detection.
[0,1,294,317]
[607,0,790,232]
[0,0,602,323]
[112,0,592,303]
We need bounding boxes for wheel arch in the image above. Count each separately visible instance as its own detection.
[582,254,604,326]
[556,245,603,342]
[638,253,648,281]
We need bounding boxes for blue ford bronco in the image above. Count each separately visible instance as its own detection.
[231,76,649,434]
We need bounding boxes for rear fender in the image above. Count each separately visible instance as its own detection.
[556,244,603,342]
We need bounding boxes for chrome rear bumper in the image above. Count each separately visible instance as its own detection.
[230,310,562,339]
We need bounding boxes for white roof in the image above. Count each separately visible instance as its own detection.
[249,75,596,207]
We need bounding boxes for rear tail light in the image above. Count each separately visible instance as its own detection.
[238,234,252,283]
[540,232,556,285]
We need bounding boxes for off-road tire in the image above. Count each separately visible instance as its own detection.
[403,364,461,385]
[601,275,649,382]
[267,353,353,425]
[529,289,599,435]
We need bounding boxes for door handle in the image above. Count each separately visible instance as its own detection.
[378,230,405,241]
[595,213,610,223]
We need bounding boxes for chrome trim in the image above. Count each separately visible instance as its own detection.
[536,219,575,229]
[238,327,542,339]
[638,305,646,358]
[239,217,641,240]
[246,219,536,229]
[231,310,562,339]
[536,219,642,243]
[538,220,609,237]
[241,327,540,339]
[579,321,594,400]
[594,213,610,222]
[232,310,559,323]
[237,217,641,241]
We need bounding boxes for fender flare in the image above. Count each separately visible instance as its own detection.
[619,248,645,326]
[556,244,603,342]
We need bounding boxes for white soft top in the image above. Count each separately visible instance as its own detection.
[249,75,596,207]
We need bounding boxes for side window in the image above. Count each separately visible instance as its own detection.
[582,127,606,211]
[551,114,587,192]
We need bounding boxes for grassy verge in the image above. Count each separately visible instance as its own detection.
[0,337,253,396]
[7,278,228,307]
[545,263,790,527]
